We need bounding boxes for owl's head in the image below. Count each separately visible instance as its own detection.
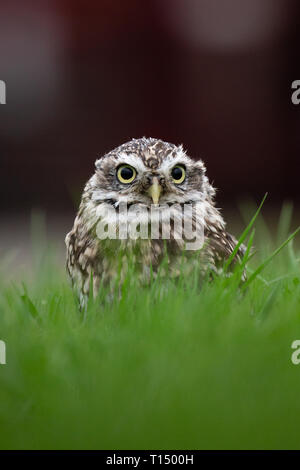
[89,138,215,207]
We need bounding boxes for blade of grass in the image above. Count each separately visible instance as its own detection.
[223,229,256,290]
[243,226,300,289]
[240,228,255,270]
[277,201,293,245]
[245,267,269,286]
[224,193,267,271]
[258,285,279,319]
[20,284,40,322]
[239,198,272,247]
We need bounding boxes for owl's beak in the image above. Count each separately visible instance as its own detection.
[148,177,162,205]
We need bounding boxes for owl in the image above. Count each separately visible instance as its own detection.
[65,137,245,309]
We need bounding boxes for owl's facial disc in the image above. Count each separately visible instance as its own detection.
[92,138,216,209]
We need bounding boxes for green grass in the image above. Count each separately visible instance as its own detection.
[1,202,300,450]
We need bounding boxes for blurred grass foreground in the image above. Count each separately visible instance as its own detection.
[1,202,300,450]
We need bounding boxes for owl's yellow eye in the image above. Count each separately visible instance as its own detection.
[171,165,186,184]
[117,165,137,184]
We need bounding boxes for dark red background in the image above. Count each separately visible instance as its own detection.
[1,0,300,213]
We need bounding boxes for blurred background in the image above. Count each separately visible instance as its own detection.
[1,0,300,271]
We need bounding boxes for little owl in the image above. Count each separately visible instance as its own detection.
[65,138,245,308]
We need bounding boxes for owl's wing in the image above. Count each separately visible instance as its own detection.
[65,217,103,310]
[205,226,247,273]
